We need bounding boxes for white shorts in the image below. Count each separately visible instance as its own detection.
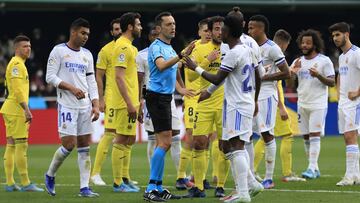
[57,104,93,136]
[222,110,252,142]
[298,106,327,135]
[144,96,181,133]
[338,104,360,134]
[253,95,278,135]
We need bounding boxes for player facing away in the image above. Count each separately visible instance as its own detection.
[248,14,291,189]
[0,35,44,192]
[91,18,122,186]
[143,12,194,202]
[290,29,335,179]
[45,18,100,197]
[184,14,264,203]
[329,22,360,186]
[110,12,142,193]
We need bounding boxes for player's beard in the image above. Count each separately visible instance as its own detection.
[336,36,347,48]
[302,46,314,56]
[132,30,141,39]
[113,33,121,41]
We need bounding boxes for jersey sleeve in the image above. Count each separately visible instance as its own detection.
[355,50,360,70]
[9,63,25,79]
[220,50,237,72]
[270,45,286,66]
[323,57,335,77]
[11,65,27,103]
[149,44,163,63]
[113,44,131,69]
[46,47,63,87]
[96,48,107,70]
[86,52,99,101]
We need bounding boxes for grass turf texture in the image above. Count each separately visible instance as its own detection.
[1,136,360,202]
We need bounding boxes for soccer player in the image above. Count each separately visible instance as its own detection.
[176,18,212,190]
[143,11,194,202]
[45,18,100,197]
[328,22,360,186]
[254,29,306,182]
[184,14,264,203]
[90,18,121,186]
[290,29,335,179]
[0,35,44,192]
[110,12,142,193]
[248,14,290,189]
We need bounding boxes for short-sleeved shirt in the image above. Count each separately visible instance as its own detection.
[96,40,116,107]
[111,36,139,109]
[147,38,178,94]
[338,45,360,108]
[0,56,29,116]
[259,39,286,100]
[291,54,335,109]
[136,47,150,86]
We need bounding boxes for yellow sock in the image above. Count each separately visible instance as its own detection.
[281,135,294,177]
[14,139,30,186]
[211,140,220,179]
[193,150,206,190]
[217,151,230,188]
[4,144,15,186]
[112,144,125,185]
[203,149,210,181]
[122,144,132,180]
[177,147,192,179]
[254,137,265,172]
[92,132,114,176]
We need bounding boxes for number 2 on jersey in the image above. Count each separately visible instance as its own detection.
[242,64,253,92]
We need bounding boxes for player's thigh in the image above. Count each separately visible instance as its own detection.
[222,110,252,143]
[3,114,29,139]
[274,108,292,137]
[171,98,181,131]
[58,104,78,136]
[339,105,360,134]
[309,108,327,135]
[193,110,215,136]
[143,100,154,132]
[104,106,116,130]
[78,106,94,136]
[297,106,310,135]
[184,103,197,129]
[215,108,223,139]
[257,96,277,135]
[115,108,137,136]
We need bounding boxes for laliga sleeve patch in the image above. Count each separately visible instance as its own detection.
[48,57,55,66]
[11,67,19,76]
[118,53,125,62]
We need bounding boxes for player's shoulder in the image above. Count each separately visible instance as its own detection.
[102,40,116,51]
[138,47,148,57]
[81,47,93,57]
[52,43,67,51]
[317,54,332,62]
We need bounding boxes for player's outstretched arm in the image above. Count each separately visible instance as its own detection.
[262,62,291,81]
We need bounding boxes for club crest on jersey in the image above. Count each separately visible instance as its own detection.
[11,67,19,76]
[62,123,67,129]
[63,54,71,59]
[119,53,125,62]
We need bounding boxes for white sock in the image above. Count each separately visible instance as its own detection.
[264,139,276,180]
[245,141,255,175]
[78,146,91,189]
[47,146,71,177]
[345,145,359,178]
[244,150,258,188]
[231,150,250,198]
[308,137,321,171]
[304,139,310,159]
[147,134,156,166]
[170,135,181,171]
[225,152,237,191]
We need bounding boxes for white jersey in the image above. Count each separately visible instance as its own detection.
[220,43,257,118]
[291,54,335,109]
[258,39,286,100]
[136,47,150,86]
[46,43,99,109]
[338,45,360,108]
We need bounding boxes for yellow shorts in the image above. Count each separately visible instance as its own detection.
[115,107,139,136]
[184,103,197,129]
[3,114,29,139]
[274,107,292,137]
[104,107,116,130]
[193,109,222,139]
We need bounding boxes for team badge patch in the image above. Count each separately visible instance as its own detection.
[11,67,19,76]
[119,53,125,62]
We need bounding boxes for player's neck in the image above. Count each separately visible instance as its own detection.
[257,35,268,46]
[158,34,171,44]
[66,41,81,51]
[15,53,26,61]
[123,32,134,42]
[304,51,318,60]
[341,41,352,54]
[227,38,240,49]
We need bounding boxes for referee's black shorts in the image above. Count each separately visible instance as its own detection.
[145,90,172,133]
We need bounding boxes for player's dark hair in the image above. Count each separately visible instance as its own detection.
[14,35,30,45]
[224,15,243,38]
[296,29,324,53]
[198,18,209,29]
[208,16,224,31]
[110,18,121,31]
[227,6,244,23]
[155,11,172,26]
[120,12,141,33]
[329,22,350,34]
[70,18,90,31]
[274,29,292,43]
[249,14,270,35]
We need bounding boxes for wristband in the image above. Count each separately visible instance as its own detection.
[178,53,183,59]
[195,66,205,75]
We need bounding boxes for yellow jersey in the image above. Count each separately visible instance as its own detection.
[111,36,139,109]
[96,40,116,107]
[0,56,29,116]
[192,41,224,111]
[277,80,285,104]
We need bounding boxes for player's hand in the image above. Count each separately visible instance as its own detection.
[99,98,105,113]
[253,102,259,117]
[24,109,33,123]
[184,56,197,71]
[309,67,319,77]
[127,103,137,120]
[181,40,196,57]
[348,90,360,100]
[207,50,220,62]
[178,87,196,98]
[91,106,100,122]
[198,90,211,102]
[279,107,289,120]
[291,58,301,74]
[70,87,86,100]
[137,100,144,123]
